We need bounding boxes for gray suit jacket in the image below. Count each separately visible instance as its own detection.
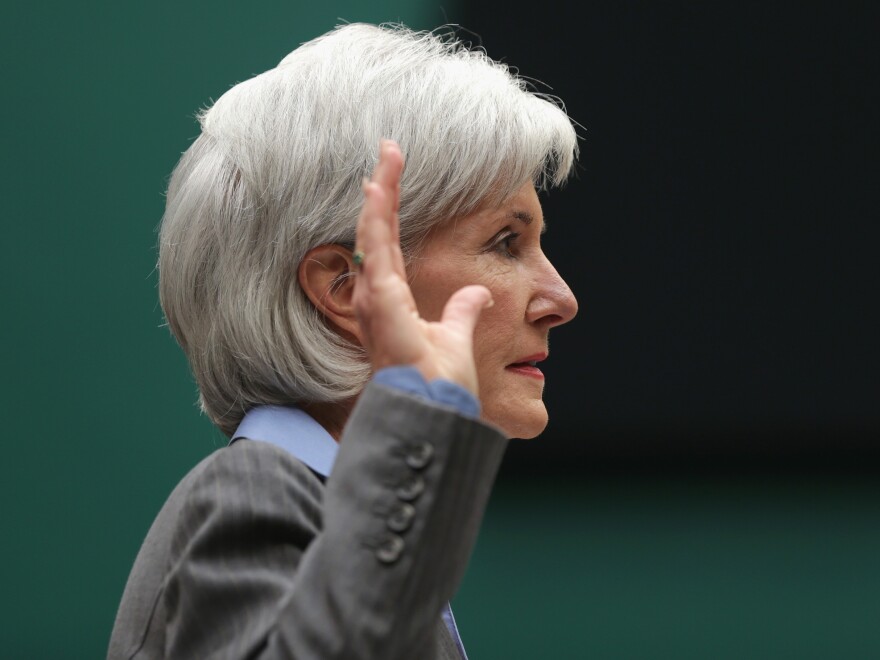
[109,382,507,659]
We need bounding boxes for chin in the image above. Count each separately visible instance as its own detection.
[508,417,549,440]
[485,401,549,440]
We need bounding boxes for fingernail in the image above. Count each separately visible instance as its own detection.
[361,177,370,193]
[485,297,495,309]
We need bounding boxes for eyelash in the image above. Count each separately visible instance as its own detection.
[491,231,520,258]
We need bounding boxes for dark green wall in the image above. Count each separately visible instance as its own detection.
[457,474,880,659]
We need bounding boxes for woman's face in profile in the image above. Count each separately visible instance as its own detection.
[409,182,578,439]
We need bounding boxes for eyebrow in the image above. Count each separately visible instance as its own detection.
[508,210,548,234]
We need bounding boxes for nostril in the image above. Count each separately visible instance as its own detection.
[541,313,565,327]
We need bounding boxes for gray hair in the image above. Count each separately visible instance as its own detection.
[159,23,578,436]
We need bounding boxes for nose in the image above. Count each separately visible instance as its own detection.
[525,253,578,328]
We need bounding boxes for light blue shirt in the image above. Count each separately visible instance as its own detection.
[231,365,478,659]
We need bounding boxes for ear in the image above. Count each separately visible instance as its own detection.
[297,244,363,344]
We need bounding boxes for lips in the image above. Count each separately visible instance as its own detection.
[506,353,547,379]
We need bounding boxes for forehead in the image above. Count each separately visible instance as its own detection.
[421,182,546,250]
[459,182,545,233]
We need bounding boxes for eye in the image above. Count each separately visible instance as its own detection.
[490,231,520,258]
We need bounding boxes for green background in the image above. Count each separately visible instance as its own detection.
[2,2,879,658]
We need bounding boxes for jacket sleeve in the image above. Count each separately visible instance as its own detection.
[163,381,507,659]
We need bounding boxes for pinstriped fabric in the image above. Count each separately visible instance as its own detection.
[108,382,507,659]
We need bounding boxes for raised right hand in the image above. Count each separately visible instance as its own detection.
[352,140,494,396]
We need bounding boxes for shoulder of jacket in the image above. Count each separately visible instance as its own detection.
[168,439,326,515]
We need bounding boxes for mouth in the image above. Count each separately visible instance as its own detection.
[505,353,547,380]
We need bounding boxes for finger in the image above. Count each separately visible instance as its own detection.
[355,142,406,293]
[440,285,494,339]
[390,238,406,277]
[357,182,396,282]
[354,177,376,261]
[353,183,396,355]
[375,141,405,275]
[390,153,402,247]
[391,185,401,248]
[373,139,404,194]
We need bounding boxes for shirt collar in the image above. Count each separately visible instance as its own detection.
[230,405,338,478]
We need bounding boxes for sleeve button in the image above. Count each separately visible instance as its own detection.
[387,503,416,532]
[376,534,405,564]
[405,441,434,469]
[395,475,425,502]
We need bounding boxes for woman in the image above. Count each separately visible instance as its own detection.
[109,23,578,659]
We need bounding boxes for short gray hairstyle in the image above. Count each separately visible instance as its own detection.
[159,23,578,436]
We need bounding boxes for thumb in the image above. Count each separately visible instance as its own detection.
[440,285,494,339]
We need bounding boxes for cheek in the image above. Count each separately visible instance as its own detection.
[409,274,456,321]
[472,293,518,360]
[470,290,549,439]
[410,258,510,322]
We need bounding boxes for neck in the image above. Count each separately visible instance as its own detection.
[300,398,356,442]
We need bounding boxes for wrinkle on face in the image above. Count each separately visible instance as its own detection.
[408,182,577,439]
